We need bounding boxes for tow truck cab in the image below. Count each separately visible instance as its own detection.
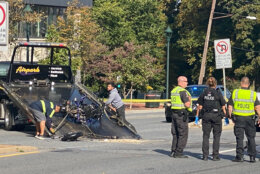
[0,42,72,130]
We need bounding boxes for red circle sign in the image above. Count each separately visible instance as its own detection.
[216,41,228,54]
[0,5,6,26]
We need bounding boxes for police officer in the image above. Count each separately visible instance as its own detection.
[30,100,60,140]
[228,77,260,162]
[170,76,192,158]
[197,77,226,161]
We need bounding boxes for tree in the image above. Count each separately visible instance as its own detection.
[7,0,43,42]
[87,42,160,99]
[174,0,214,83]
[219,0,260,85]
[45,0,108,90]
[93,0,167,90]
[170,0,259,86]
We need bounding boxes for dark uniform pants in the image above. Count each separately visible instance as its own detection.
[171,111,188,155]
[202,112,222,157]
[233,115,256,158]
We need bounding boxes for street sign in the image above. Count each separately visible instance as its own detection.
[0,1,8,45]
[214,39,232,69]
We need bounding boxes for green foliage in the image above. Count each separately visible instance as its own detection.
[45,1,106,89]
[93,0,167,91]
[219,0,260,80]
[87,42,161,99]
[170,0,260,85]
[7,0,44,42]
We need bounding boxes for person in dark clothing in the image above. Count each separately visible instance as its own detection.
[197,77,226,161]
[170,76,192,158]
[30,100,60,140]
[228,77,260,163]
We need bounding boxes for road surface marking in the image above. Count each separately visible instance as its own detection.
[219,148,236,153]
[0,151,40,158]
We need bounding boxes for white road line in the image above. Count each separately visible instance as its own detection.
[219,148,236,153]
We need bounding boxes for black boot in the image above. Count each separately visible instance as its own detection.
[212,155,220,161]
[174,153,188,158]
[202,155,208,161]
[249,156,255,163]
[232,156,244,162]
[169,151,175,157]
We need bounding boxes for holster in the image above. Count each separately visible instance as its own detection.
[231,114,236,122]
[218,110,225,118]
[177,110,188,122]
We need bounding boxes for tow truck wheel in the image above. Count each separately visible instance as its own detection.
[4,105,14,131]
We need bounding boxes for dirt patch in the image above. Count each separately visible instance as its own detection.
[96,139,159,144]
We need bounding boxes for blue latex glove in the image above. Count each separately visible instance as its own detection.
[224,117,229,126]
[195,116,199,125]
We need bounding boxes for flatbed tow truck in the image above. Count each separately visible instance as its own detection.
[0,42,140,140]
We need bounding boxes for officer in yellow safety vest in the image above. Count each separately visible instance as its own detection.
[228,77,260,163]
[170,76,192,158]
[30,100,61,140]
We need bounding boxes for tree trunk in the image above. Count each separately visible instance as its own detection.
[130,86,133,109]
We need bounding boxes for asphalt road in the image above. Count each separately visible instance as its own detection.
[0,109,260,174]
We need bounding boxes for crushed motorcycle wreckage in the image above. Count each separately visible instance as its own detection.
[0,42,141,141]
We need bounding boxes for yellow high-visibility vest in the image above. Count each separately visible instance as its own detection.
[171,86,192,112]
[232,89,256,116]
[40,100,55,118]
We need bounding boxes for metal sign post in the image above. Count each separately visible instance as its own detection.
[214,39,232,100]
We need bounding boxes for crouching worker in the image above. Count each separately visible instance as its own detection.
[29,100,60,140]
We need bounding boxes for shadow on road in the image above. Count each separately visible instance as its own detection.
[153,149,237,161]
[160,121,170,123]
[185,151,238,161]
[19,125,36,137]
[153,149,170,156]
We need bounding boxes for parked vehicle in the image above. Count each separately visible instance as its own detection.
[165,85,231,122]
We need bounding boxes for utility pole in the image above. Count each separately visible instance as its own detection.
[198,0,216,84]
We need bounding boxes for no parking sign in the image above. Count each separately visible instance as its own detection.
[0,1,8,45]
[214,39,232,69]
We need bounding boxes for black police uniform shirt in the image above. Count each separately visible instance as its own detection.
[228,87,260,107]
[179,91,190,107]
[197,87,226,111]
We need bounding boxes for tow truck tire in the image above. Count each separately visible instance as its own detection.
[4,105,14,131]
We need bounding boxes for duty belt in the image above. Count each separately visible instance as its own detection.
[172,109,186,113]
[204,109,219,113]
